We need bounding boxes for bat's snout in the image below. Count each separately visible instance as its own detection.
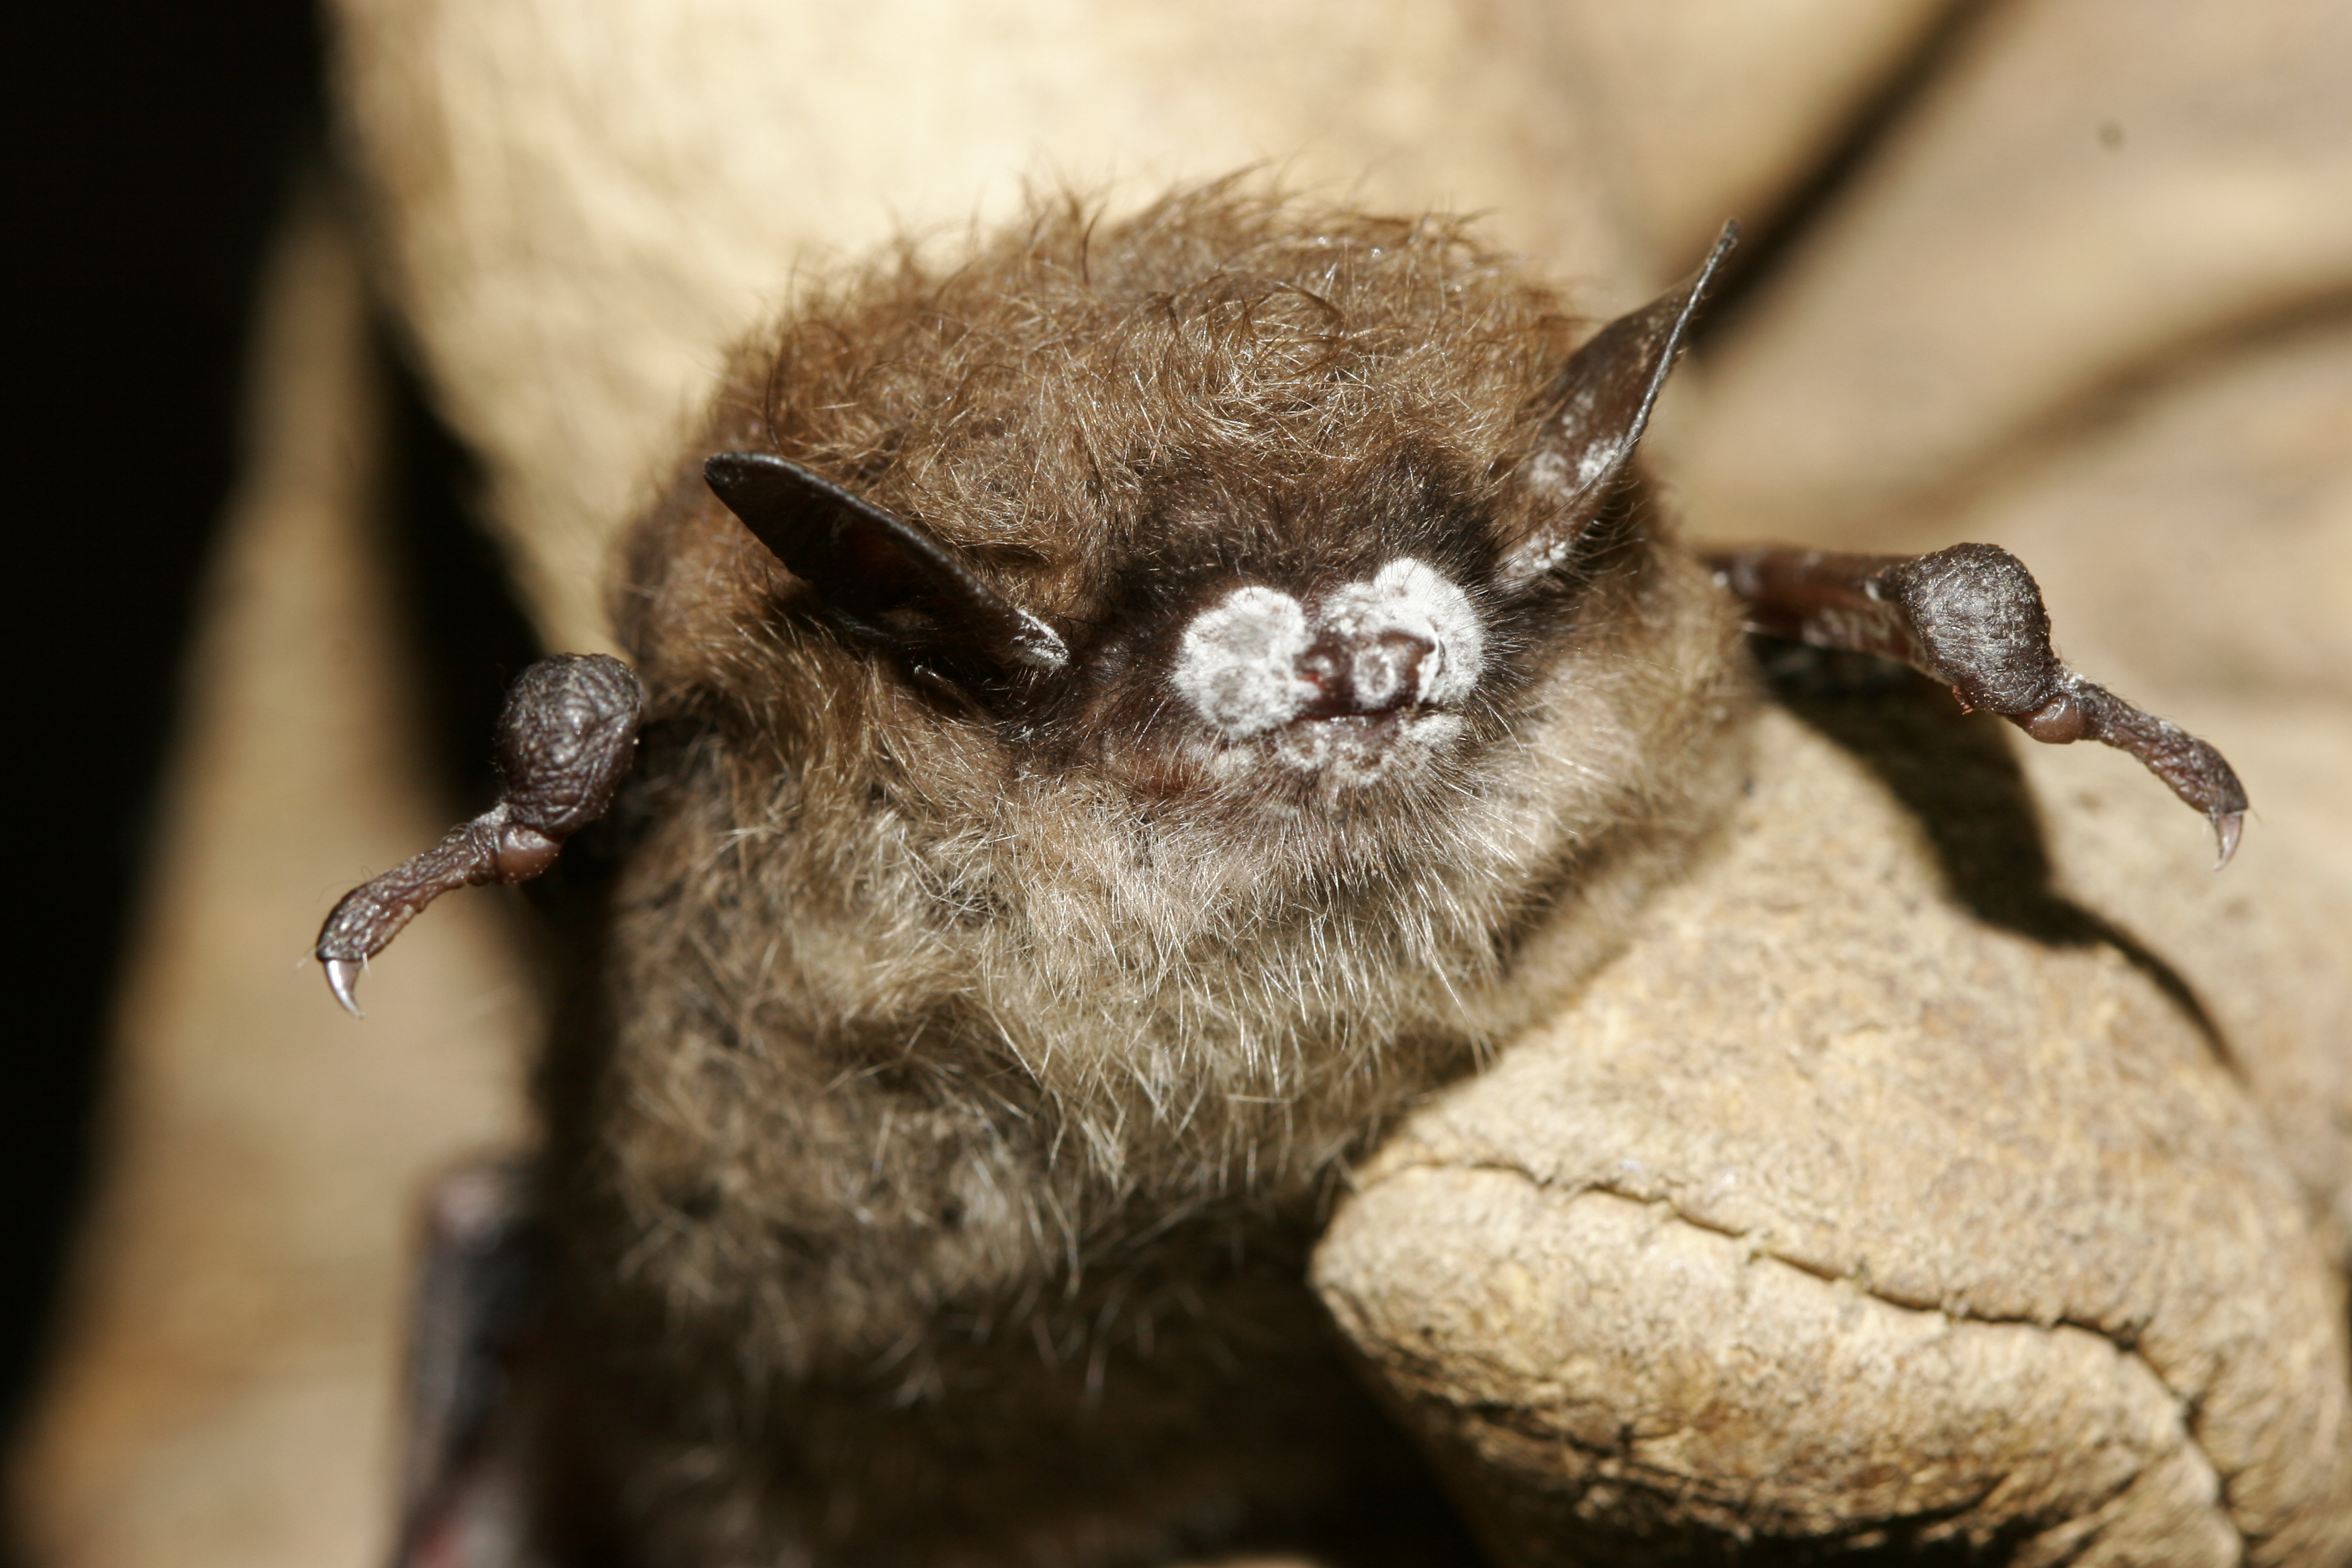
[1295,627,1436,720]
[1173,557,1485,749]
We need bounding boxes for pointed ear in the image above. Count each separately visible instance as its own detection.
[1498,221,1738,591]
[704,452,1068,674]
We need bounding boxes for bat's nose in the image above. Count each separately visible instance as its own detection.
[1296,628,1436,717]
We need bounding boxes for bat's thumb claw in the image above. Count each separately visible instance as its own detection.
[324,957,366,1019]
[2212,811,2245,871]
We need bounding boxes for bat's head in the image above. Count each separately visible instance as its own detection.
[621,188,1741,954]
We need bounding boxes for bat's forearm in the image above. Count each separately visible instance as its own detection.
[315,654,642,1014]
[1704,543,2248,865]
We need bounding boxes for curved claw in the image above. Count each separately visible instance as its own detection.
[312,654,642,1019]
[2213,811,2245,872]
[325,957,366,1020]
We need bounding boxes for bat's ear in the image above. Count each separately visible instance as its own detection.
[705,452,1069,675]
[1496,221,1737,591]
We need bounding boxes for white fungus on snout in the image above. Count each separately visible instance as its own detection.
[1172,559,1486,743]
[1173,585,1316,736]
[1316,558,1485,706]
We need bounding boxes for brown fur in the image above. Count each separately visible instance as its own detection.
[538,183,1749,1565]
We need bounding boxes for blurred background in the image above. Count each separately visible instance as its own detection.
[10,0,322,1518]
[9,5,541,1560]
[9,1,2347,1563]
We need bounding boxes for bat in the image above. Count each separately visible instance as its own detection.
[315,185,2245,1566]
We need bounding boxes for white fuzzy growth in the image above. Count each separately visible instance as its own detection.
[1173,585,1315,736]
[1575,437,1623,493]
[1175,561,1486,745]
[1524,448,1571,495]
[1267,712,1466,787]
[1316,558,1484,706]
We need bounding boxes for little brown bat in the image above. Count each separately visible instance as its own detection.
[317,185,2245,1567]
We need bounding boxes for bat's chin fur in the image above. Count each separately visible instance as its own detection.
[1208,705,1466,789]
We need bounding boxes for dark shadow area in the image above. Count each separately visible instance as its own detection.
[1860,284,2352,550]
[1456,1455,2034,1566]
[1732,1538,1998,1567]
[1691,0,1996,349]
[1755,639,2234,1073]
[375,318,550,822]
[4,0,325,1503]
[4,3,543,1543]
